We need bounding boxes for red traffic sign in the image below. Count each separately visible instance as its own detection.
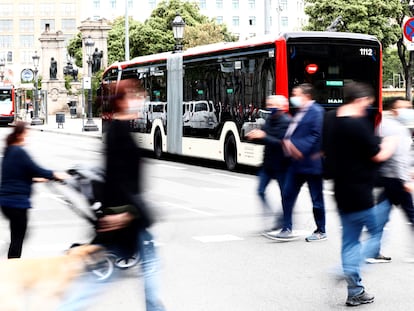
[403,17,414,42]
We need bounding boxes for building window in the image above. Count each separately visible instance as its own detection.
[93,0,100,9]
[0,20,13,32]
[199,0,206,9]
[20,35,34,48]
[280,0,288,11]
[62,19,76,32]
[248,0,255,9]
[232,0,239,9]
[216,0,223,9]
[0,4,13,17]
[20,20,34,32]
[216,16,223,24]
[21,51,33,64]
[41,20,55,32]
[128,0,133,8]
[249,16,256,26]
[19,4,34,16]
[61,3,75,16]
[232,16,239,27]
[110,0,117,9]
[0,36,13,49]
[40,3,55,16]
[149,0,156,9]
[281,16,288,28]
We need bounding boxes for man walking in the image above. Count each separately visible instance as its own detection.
[246,95,291,232]
[264,83,326,242]
[366,97,414,263]
[323,82,396,306]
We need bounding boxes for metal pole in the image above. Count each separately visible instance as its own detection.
[83,56,98,131]
[31,67,43,125]
[125,0,130,61]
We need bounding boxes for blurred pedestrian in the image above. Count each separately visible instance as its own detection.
[366,97,414,263]
[57,79,165,311]
[323,81,396,306]
[0,122,66,258]
[246,95,291,232]
[264,83,326,242]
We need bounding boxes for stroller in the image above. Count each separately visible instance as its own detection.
[52,165,140,281]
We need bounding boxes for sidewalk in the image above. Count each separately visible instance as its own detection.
[23,114,102,139]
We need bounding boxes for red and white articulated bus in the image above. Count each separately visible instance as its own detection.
[0,85,15,125]
[100,31,382,170]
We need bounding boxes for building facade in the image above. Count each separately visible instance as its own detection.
[0,0,82,85]
[0,0,307,86]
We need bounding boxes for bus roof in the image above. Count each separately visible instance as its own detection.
[103,31,380,75]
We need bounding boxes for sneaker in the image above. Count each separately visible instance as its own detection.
[264,229,299,241]
[305,231,327,242]
[346,290,374,306]
[365,254,392,264]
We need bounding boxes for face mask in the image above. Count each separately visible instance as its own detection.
[268,107,279,116]
[396,108,414,125]
[290,96,302,108]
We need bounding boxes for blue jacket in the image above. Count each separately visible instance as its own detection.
[261,112,291,171]
[0,145,54,209]
[289,103,324,174]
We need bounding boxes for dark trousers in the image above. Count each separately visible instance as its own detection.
[377,176,414,224]
[257,168,286,229]
[281,169,325,232]
[1,206,28,258]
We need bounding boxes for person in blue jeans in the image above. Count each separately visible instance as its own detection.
[265,83,326,242]
[246,95,291,232]
[57,79,166,311]
[323,82,396,306]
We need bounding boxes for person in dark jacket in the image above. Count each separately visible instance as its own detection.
[96,79,166,311]
[0,121,66,258]
[246,95,291,232]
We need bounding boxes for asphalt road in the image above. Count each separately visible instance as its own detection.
[0,129,413,310]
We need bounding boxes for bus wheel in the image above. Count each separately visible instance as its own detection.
[224,134,237,171]
[154,128,163,159]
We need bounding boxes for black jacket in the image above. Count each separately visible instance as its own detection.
[260,113,291,171]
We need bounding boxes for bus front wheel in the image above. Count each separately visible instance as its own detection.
[154,128,163,159]
[224,134,237,171]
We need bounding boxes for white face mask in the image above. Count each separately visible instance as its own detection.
[396,108,414,125]
[290,96,302,108]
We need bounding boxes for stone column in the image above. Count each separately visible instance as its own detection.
[78,18,111,76]
[39,27,68,115]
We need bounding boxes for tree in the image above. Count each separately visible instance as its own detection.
[66,32,83,68]
[383,47,404,88]
[67,0,236,71]
[304,0,403,49]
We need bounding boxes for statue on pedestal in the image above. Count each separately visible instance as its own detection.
[50,57,57,79]
[92,48,103,73]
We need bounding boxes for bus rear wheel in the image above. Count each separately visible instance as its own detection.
[154,128,163,159]
[224,134,237,171]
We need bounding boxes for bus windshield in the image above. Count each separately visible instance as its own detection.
[287,40,381,110]
[0,89,13,114]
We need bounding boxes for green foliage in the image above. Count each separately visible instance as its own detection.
[304,0,404,49]
[66,32,83,67]
[67,0,236,86]
[383,47,404,87]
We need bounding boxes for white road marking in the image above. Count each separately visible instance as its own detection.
[155,164,187,170]
[160,201,215,216]
[192,234,244,243]
[210,172,250,181]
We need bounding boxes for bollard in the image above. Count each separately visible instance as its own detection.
[56,112,65,128]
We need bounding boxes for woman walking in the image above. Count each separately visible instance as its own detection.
[0,121,66,258]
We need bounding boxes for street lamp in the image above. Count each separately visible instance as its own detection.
[83,35,98,131]
[0,58,5,83]
[172,13,185,52]
[31,51,43,125]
